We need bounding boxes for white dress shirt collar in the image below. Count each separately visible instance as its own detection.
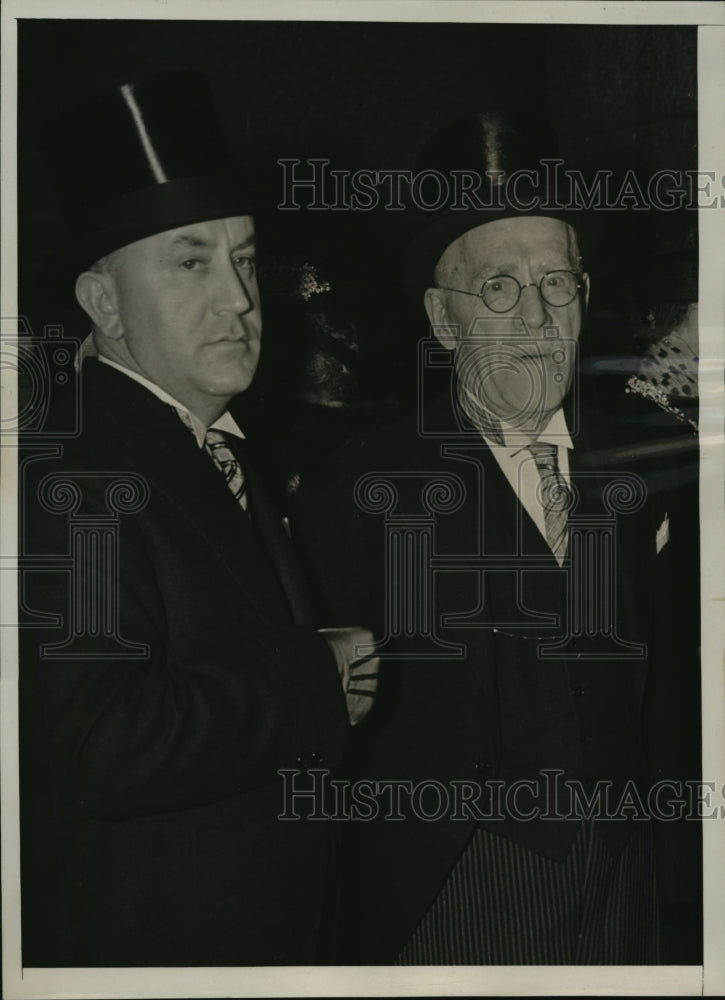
[477,408,573,564]
[492,408,573,456]
[97,356,246,447]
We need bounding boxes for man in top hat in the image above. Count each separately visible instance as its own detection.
[19,71,378,967]
[295,111,691,964]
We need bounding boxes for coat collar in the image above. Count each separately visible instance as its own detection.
[82,360,308,626]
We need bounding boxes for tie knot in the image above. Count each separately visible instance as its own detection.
[205,428,228,448]
[527,441,571,514]
[204,429,249,512]
[527,441,559,472]
[527,441,570,563]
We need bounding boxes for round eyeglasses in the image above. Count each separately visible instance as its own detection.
[437,270,583,313]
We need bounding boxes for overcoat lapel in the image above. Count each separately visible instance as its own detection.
[84,362,295,628]
[425,387,564,628]
[230,439,317,626]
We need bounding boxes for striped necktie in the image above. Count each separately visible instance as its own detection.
[527,441,570,563]
[205,428,248,513]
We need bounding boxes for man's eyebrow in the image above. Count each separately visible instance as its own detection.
[471,260,515,277]
[166,234,257,253]
[538,254,572,266]
[169,234,215,249]
[538,261,577,274]
[231,238,257,254]
[471,258,572,278]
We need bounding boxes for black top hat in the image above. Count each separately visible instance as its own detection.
[403,111,579,302]
[43,70,256,272]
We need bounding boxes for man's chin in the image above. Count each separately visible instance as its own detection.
[203,362,259,398]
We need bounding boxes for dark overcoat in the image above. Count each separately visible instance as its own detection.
[295,379,700,963]
[19,359,348,967]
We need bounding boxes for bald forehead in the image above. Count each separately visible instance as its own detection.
[436,217,580,283]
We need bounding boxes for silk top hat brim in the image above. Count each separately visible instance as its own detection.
[403,111,582,303]
[64,169,257,275]
[41,70,257,275]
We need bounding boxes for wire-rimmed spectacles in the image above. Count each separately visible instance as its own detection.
[436,269,583,314]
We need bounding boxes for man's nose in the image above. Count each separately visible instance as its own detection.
[214,263,254,315]
[517,281,548,330]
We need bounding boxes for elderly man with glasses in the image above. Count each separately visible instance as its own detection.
[295,112,693,965]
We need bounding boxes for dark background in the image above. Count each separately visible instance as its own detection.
[17,19,698,462]
[18,19,697,259]
[12,17,704,971]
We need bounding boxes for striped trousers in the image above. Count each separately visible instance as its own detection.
[396,820,659,965]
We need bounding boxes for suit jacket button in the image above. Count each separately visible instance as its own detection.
[572,686,585,698]
[296,752,325,771]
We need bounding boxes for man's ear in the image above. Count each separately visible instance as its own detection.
[424,287,458,351]
[75,270,124,339]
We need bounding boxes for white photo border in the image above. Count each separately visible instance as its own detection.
[2,3,723,997]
